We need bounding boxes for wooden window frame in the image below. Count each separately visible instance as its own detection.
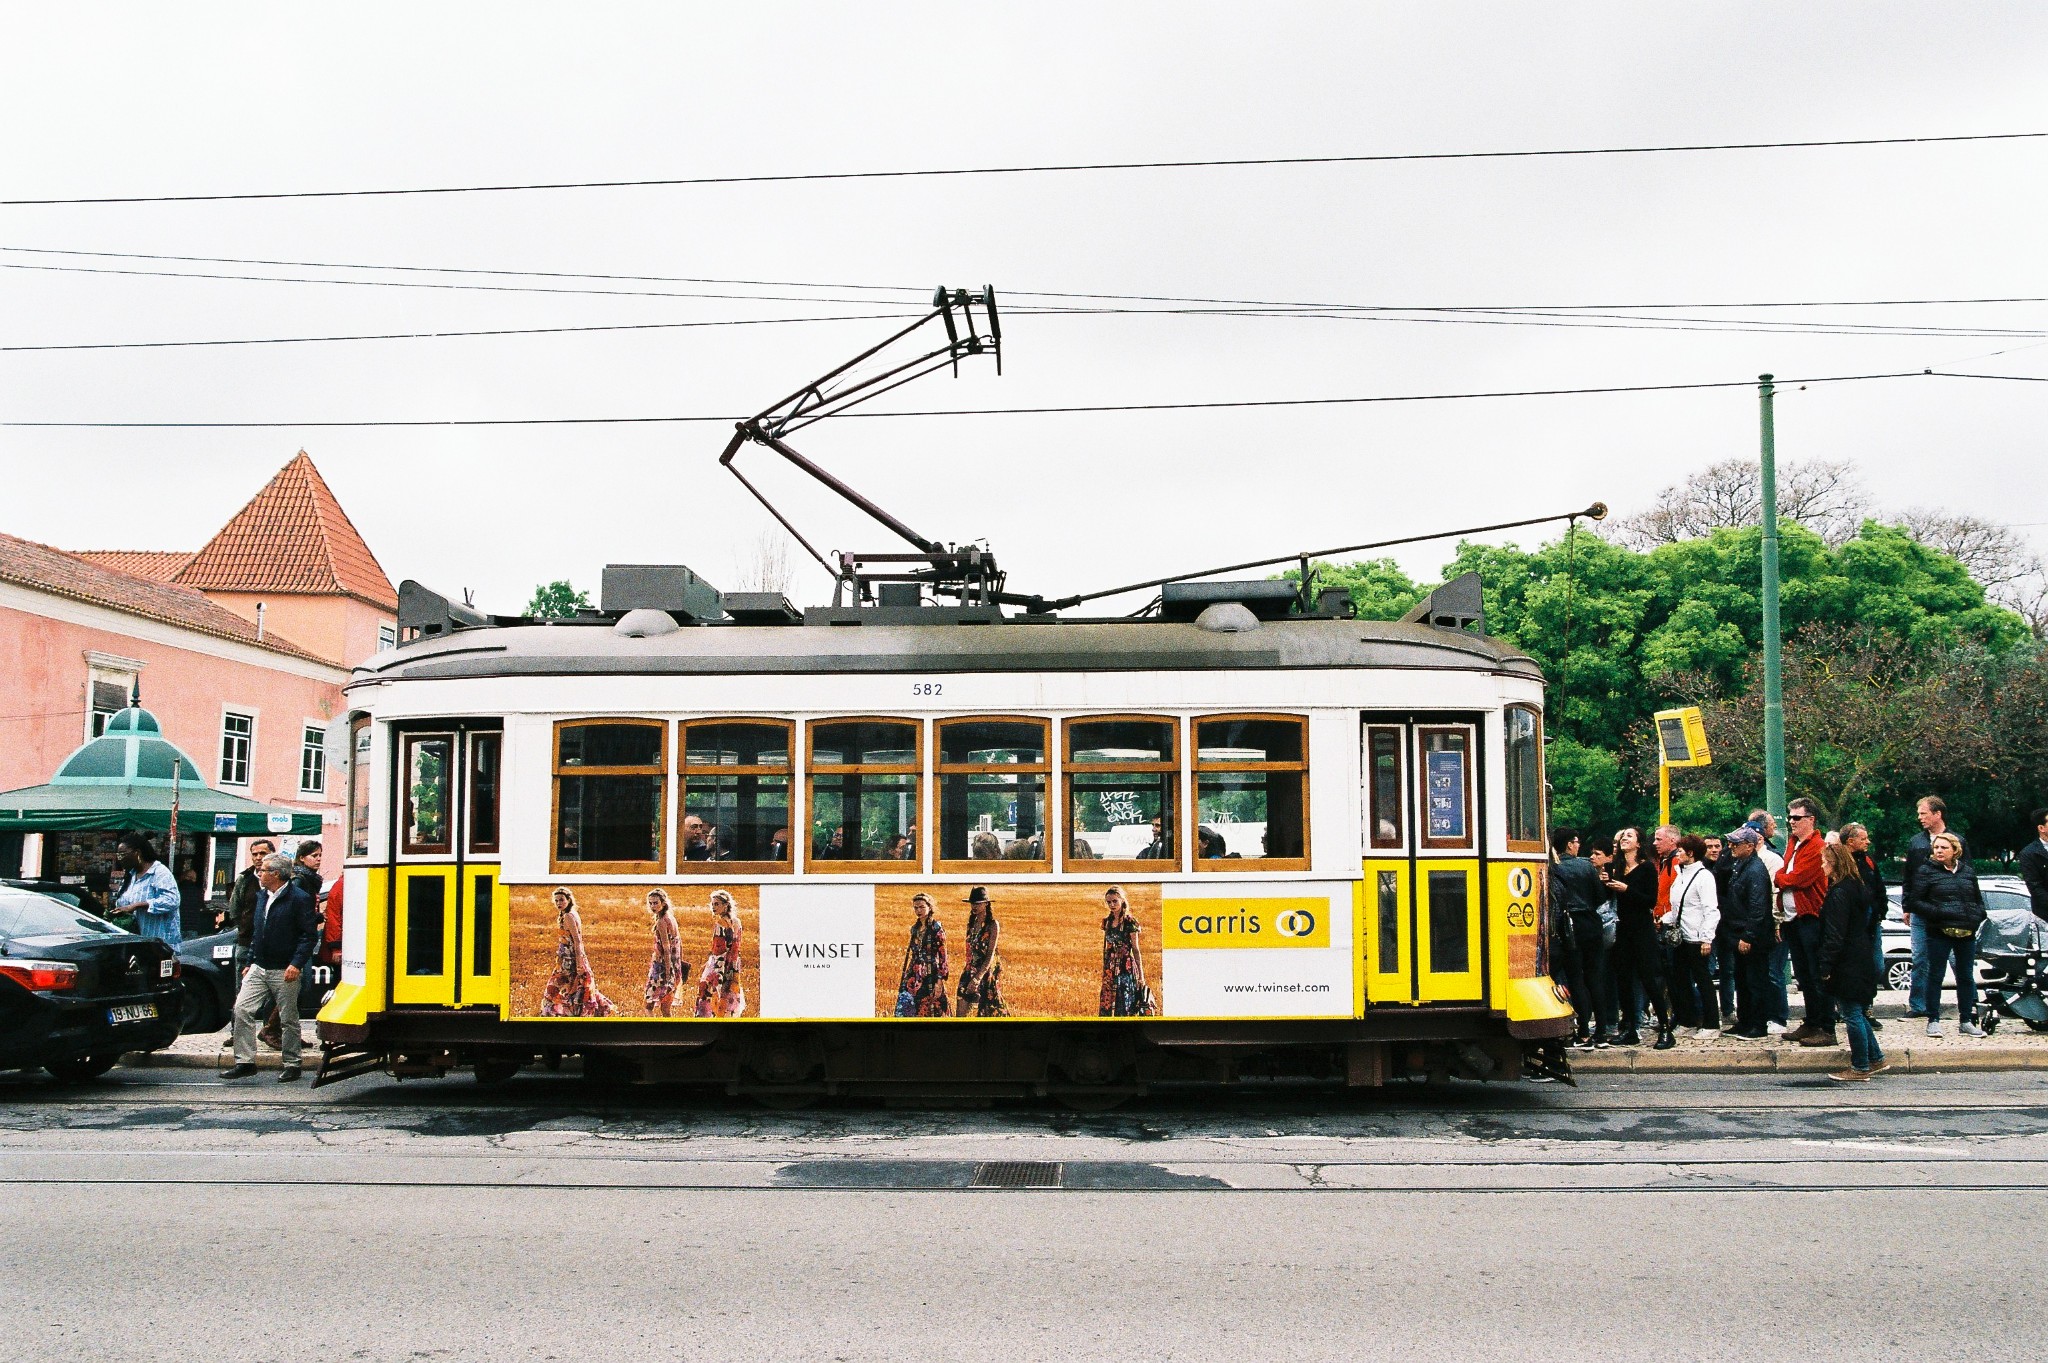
[465,730,503,857]
[1502,704,1546,855]
[935,715,1052,874]
[1062,713,1182,875]
[346,714,372,861]
[549,717,668,875]
[400,730,456,857]
[1190,712,1311,872]
[1365,724,1407,851]
[804,716,923,874]
[676,717,795,875]
[1416,724,1476,852]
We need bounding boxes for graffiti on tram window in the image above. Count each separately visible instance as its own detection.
[507,884,759,1020]
[871,883,1164,1018]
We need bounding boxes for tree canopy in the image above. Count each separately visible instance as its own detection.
[1309,517,2043,856]
[523,580,590,619]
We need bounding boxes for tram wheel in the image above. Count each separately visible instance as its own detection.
[473,1058,522,1085]
[1055,1088,1130,1113]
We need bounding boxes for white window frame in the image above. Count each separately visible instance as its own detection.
[298,719,328,796]
[219,707,257,788]
[376,621,398,653]
[83,651,144,742]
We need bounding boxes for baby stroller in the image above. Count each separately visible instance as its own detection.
[1975,907,2048,1035]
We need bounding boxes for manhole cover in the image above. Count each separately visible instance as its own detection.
[972,1160,1063,1188]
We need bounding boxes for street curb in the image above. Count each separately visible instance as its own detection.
[1574,1045,2048,1074]
[122,1040,298,1073]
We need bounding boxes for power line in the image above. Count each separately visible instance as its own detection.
[6,131,2041,205]
[0,313,915,352]
[4,368,2015,429]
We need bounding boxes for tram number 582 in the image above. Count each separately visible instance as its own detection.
[910,682,944,696]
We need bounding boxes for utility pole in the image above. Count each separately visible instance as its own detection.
[1758,374,1786,825]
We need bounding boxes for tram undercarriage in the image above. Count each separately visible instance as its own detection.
[316,1013,1572,1098]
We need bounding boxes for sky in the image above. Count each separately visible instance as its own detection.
[3,2,2044,616]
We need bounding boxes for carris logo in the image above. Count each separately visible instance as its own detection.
[1275,909,1317,938]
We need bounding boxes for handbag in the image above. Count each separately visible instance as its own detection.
[1136,986,1158,1017]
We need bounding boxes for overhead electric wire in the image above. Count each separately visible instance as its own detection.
[5,131,2042,205]
[4,367,2027,429]
[0,313,918,351]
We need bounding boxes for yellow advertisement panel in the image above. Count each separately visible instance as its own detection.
[1163,896,1332,950]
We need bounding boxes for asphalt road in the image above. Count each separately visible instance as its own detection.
[4,1068,2045,1361]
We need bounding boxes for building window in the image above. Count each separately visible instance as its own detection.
[937,717,1050,870]
[377,622,398,653]
[1194,714,1309,868]
[85,655,142,739]
[678,719,792,870]
[552,719,666,873]
[807,719,920,868]
[1064,716,1178,869]
[300,724,326,795]
[1504,705,1545,852]
[219,711,254,786]
[347,715,372,860]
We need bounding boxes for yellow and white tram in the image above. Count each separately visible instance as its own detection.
[316,572,1575,1097]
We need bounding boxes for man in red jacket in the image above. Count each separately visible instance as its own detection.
[1779,797,1836,1045]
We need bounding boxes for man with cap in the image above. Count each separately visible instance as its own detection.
[1722,826,1779,1038]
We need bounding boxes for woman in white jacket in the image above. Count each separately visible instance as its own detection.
[1662,834,1723,1037]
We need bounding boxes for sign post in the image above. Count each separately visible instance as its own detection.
[1653,706,1713,828]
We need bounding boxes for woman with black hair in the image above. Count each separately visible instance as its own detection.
[1601,827,1674,1048]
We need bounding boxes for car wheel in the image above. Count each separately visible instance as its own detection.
[179,978,220,1034]
[1885,960,1913,993]
[2027,1019,2048,1034]
[46,1054,120,1082]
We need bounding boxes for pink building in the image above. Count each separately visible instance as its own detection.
[0,453,397,897]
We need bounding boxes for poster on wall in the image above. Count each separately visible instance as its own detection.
[506,879,1352,1021]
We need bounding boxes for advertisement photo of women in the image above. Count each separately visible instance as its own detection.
[540,887,619,1018]
[1100,885,1154,1016]
[693,889,747,1017]
[895,892,951,1016]
[955,886,1008,1017]
[644,888,688,1017]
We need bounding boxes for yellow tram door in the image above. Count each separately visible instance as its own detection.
[390,731,458,1005]
[457,730,506,1009]
[1361,720,1485,1006]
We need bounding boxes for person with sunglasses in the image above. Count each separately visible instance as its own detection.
[1778,798,1838,1047]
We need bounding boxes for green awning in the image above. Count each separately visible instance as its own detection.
[0,705,322,836]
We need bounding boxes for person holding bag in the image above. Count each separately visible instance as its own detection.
[1661,835,1722,1037]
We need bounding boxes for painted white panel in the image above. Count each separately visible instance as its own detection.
[1160,881,1353,1018]
[757,882,877,1019]
[340,865,368,984]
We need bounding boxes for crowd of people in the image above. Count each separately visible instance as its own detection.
[1548,798,2048,1082]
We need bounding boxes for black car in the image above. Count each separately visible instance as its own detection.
[0,886,182,1080]
[175,925,334,1035]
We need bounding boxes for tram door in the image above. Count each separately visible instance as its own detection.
[389,725,503,1007]
[1361,719,1485,1005]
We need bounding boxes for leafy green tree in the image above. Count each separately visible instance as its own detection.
[1292,557,1429,620]
[524,580,590,619]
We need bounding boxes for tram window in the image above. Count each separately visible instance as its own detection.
[467,733,501,856]
[1418,728,1474,851]
[1376,871,1402,976]
[1428,870,1471,974]
[937,718,1049,869]
[1366,726,1404,849]
[1064,717,1178,869]
[808,719,920,868]
[1504,705,1545,852]
[680,719,793,871]
[346,715,371,860]
[401,733,453,855]
[552,719,666,873]
[1194,714,1308,869]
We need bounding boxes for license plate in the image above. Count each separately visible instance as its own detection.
[212,945,235,961]
[108,1003,159,1024]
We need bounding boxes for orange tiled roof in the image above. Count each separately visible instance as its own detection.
[0,531,331,665]
[174,452,398,610]
[72,549,194,583]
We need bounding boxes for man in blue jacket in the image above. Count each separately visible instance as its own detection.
[223,853,319,1082]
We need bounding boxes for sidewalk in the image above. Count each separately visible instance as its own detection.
[124,1025,316,1072]
[1572,996,2048,1073]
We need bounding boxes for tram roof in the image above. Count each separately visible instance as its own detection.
[352,616,1542,686]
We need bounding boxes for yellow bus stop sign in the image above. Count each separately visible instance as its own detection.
[1654,706,1712,768]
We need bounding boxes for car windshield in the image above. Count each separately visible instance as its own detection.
[0,888,124,941]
